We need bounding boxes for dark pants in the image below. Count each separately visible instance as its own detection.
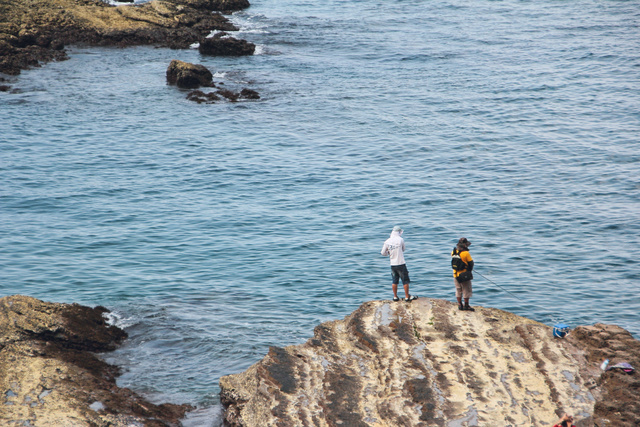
[391,264,410,285]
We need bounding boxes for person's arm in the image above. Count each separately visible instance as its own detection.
[381,243,389,256]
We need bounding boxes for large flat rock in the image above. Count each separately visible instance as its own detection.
[220,299,640,426]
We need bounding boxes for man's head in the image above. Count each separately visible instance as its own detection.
[392,225,403,233]
[457,237,471,249]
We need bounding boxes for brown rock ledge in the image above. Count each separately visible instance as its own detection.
[219,299,640,426]
[0,0,250,76]
[0,295,192,427]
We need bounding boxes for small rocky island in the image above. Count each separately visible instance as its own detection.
[2,295,638,426]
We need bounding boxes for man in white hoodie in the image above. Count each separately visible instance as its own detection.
[381,226,418,302]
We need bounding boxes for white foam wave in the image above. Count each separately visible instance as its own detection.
[205,30,226,39]
[182,404,224,427]
[103,310,138,329]
[228,13,270,35]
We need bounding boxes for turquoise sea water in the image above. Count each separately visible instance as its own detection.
[1,0,639,424]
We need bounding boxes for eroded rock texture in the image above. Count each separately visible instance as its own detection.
[220,299,640,426]
[0,295,192,427]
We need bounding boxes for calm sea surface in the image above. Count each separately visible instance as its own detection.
[1,0,639,424]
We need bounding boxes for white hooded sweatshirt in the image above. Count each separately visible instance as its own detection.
[381,230,406,266]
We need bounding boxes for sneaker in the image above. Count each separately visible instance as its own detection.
[464,305,475,312]
[393,296,400,302]
[405,295,418,302]
[458,303,464,311]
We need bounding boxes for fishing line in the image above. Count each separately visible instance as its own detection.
[473,270,525,302]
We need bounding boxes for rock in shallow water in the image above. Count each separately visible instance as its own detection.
[166,59,213,89]
[219,298,640,426]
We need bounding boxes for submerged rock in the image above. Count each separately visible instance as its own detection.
[0,295,192,427]
[219,298,640,426]
[186,87,260,103]
[166,59,213,89]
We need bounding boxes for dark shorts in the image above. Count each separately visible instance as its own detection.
[391,264,410,285]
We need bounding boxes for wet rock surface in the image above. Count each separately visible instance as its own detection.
[0,0,249,75]
[0,295,192,427]
[219,299,640,426]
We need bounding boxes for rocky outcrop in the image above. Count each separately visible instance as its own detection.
[199,32,256,56]
[0,0,249,75]
[219,298,640,426]
[0,295,192,427]
[166,59,213,89]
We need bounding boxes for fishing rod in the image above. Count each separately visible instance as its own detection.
[428,221,526,302]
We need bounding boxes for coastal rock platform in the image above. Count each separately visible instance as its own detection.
[0,0,250,76]
[220,299,640,426]
[0,295,191,427]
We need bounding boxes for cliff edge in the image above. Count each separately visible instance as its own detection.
[220,298,640,426]
[0,295,191,427]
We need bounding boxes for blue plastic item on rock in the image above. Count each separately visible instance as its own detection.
[553,323,570,338]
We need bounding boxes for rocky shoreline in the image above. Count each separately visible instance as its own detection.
[2,295,638,426]
[0,0,257,100]
[0,295,191,426]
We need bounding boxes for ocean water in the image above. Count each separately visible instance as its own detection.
[1,0,639,424]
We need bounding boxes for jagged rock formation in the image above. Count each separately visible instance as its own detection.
[0,295,192,427]
[0,0,250,75]
[220,299,640,426]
